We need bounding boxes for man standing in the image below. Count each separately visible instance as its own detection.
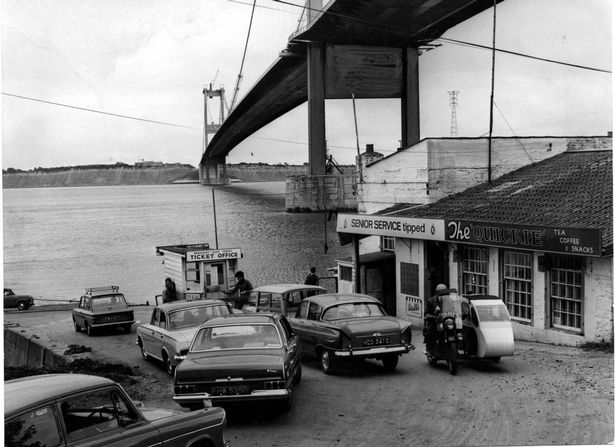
[223,271,253,310]
[304,267,319,285]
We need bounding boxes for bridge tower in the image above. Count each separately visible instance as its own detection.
[448,90,459,137]
[201,84,229,185]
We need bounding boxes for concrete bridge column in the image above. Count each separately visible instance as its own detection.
[200,156,229,185]
[401,47,420,147]
[307,41,327,176]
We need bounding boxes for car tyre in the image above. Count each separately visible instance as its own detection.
[281,388,293,413]
[382,354,399,372]
[164,352,175,376]
[320,349,335,375]
[491,356,501,363]
[85,322,94,336]
[138,337,149,361]
[123,324,132,333]
[73,319,81,332]
[294,364,302,385]
[17,301,29,311]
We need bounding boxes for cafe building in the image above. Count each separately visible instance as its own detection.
[336,137,612,345]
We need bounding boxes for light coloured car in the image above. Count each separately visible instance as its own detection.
[136,299,233,375]
[243,284,327,316]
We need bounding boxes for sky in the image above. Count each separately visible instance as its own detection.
[1,0,612,170]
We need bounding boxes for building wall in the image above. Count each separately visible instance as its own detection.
[285,174,357,211]
[358,137,611,213]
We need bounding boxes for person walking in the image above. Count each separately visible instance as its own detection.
[223,271,253,310]
[304,267,319,286]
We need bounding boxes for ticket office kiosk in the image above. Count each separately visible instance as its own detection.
[155,244,242,301]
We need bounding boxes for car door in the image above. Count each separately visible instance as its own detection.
[74,296,88,327]
[290,301,323,356]
[59,386,162,447]
[141,309,162,359]
[4,289,17,308]
[278,316,301,381]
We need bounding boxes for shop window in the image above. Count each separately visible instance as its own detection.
[339,265,353,282]
[550,256,583,332]
[461,247,488,295]
[381,236,395,252]
[186,262,200,283]
[400,262,419,296]
[503,251,533,322]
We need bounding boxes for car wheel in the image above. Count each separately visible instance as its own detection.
[17,301,28,311]
[382,354,399,372]
[491,356,501,363]
[320,349,335,375]
[85,322,94,336]
[138,338,149,361]
[123,324,132,333]
[294,364,302,385]
[164,352,175,376]
[447,342,458,375]
[281,388,293,413]
[73,319,81,332]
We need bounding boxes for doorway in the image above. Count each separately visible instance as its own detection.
[424,241,449,298]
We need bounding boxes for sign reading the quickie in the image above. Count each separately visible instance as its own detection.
[446,220,602,257]
[337,214,445,240]
[186,248,242,262]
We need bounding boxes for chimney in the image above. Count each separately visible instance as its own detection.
[365,144,374,154]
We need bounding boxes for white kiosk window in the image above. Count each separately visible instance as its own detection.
[206,263,225,287]
[186,262,201,283]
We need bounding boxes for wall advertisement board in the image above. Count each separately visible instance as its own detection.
[337,213,445,240]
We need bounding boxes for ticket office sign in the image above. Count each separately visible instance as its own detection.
[186,248,243,262]
[337,214,445,240]
[446,220,602,257]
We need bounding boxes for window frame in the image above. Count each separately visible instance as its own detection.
[501,249,534,323]
[460,246,489,295]
[548,255,584,333]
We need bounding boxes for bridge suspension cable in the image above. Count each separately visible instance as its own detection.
[229,0,258,113]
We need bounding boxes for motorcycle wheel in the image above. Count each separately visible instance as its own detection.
[447,341,458,375]
[426,351,438,366]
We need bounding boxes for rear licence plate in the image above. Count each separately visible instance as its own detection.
[363,336,390,347]
[212,385,250,396]
[102,315,127,323]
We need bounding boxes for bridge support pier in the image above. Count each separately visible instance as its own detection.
[199,156,230,185]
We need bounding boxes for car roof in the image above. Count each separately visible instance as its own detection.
[304,293,380,306]
[198,312,279,326]
[251,284,326,293]
[156,299,229,311]
[5,374,116,416]
[463,294,502,301]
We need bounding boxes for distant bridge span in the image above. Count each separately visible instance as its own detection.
[200,0,503,183]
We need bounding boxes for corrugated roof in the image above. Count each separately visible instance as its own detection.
[376,150,613,252]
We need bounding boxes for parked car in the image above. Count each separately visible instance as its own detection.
[459,294,515,361]
[243,283,327,315]
[137,299,234,375]
[173,313,302,412]
[289,293,414,374]
[4,373,227,447]
[72,286,134,336]
[3,288,34,311]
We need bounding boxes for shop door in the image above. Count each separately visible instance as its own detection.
[424,241,449,298]
[364,258,396,315]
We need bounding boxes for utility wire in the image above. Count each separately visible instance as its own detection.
[271,0,611,74]
[2,92,198,129]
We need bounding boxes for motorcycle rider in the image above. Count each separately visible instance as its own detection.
[424,283,448,352]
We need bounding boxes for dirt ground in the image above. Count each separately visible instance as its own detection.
[4,306,614,446]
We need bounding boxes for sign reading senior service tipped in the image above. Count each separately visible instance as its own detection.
[337,214,445,240]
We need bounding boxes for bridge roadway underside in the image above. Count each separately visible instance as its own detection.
[199,0,504,184]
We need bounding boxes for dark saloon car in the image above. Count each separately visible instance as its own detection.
[289,293,414,374]
[137,299,234,375]
[173,313,302,412]
[3,288,34,311]
[5,373,227,447]
[72,286,134,336]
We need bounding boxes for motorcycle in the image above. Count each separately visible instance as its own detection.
[424,289,463,375]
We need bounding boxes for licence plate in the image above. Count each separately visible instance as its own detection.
[363,336,390,347]
[102,315,126,323]
[212,385,250,396]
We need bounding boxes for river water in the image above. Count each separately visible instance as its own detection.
[3,182,352,305]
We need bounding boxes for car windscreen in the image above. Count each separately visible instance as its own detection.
[169,305,231,330]
[475,303,510,322]
[322,303,386,321]
[90,295,127,311]
[191,324,282,351]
